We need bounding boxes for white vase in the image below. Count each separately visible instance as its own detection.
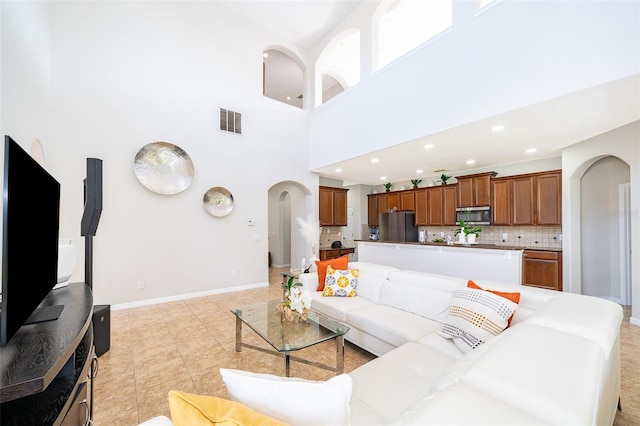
[458,232,466,243]
[467,234,476,244]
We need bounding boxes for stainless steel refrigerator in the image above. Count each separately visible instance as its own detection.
[379,212,419,242]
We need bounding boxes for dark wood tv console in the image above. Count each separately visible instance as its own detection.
[1,282,95,425]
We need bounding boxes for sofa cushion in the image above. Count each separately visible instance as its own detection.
[397,383,549,425]
[220,368,352,426]
[386,270,467,291]
[522,295,623,357]
[349,342,458,424]
[322,265,358,297]
[315,255,349,291]
[310,292,375,322]
[167,390,286,426]
[461,323,604,425]
[347,304,443,348]
[438,287,518,353]
[378,280,454,323]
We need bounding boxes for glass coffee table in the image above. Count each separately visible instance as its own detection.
[231,299,350,377]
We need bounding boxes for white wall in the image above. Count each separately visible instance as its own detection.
[580,157,630,301]
[8,1,318,306]
[308,0,639,170]
[0,1,52,287]
[563,121,640,325]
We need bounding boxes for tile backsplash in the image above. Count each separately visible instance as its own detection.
[322,225,562,250]
[420,225,563,249]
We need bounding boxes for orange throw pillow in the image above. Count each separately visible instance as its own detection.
[315,255,349,291]
[467,280,521,327]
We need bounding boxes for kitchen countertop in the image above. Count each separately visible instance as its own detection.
[355,240,562,252]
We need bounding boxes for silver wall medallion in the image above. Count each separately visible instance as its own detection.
[203,187,234,217]
[133,142,194,195]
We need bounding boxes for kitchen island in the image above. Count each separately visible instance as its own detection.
[356,240,524,284]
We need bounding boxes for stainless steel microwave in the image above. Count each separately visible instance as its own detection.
[455,206,491,225]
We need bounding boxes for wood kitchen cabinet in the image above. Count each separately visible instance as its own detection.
[319,186,348,226]
[492,178,511,225]
[536,171,562,225]
[456,172,497,207]
[512,171,561,225]
[319,247,355,261]
[415,185,457,226]
[400,190,415,211]
[368,194,379,226]
[522,250,562,291]
[415,188,428,226]
[387,192,400,211]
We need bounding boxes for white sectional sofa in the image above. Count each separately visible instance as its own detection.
[296,261,624,426]
[140,260,623,426]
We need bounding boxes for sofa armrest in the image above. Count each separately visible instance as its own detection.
[298,272,319,293]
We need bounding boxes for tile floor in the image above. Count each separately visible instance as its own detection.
[93,267,640,425]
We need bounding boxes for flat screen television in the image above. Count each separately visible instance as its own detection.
[1,135,61,346]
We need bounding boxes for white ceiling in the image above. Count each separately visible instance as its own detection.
[222,1,640,186]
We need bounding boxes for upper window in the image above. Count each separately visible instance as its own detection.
[263,48,304,109]
[374,0,452,71]
[316,30,361,107]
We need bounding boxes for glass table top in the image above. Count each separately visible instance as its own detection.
[231,299,349,353]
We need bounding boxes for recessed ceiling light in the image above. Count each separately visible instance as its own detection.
[416,169,423,174]
[380,176,387,180]
[263,52,269,58]
[492,125,505,132]
[286,96,291,100]
[335,168,342,172]
[526,148,537,154]
[466,159,476,165]
[424,144,434,149]
[371,158,379,164]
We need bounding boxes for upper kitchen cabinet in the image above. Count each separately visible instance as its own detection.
[400,190,415,212]
[492,170,562,226]
[415,185,457,226]
[492,177,511,225]
[456,172,497,207]
[387,192,400,211]
[536,171,562,225]
[319,186,348,226]
[368,194,379,226]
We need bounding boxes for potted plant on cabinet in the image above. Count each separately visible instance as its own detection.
[411,179,422,189]
[384,182,393,192]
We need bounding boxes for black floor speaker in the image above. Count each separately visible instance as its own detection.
[92,305,111,357]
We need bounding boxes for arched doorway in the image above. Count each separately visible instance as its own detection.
[267,181,314,272]
[580,156,632,304]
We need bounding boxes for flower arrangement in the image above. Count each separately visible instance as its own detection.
[277,276,312,321]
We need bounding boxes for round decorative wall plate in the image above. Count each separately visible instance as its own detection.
[133,142,194,195]
[203,187,234,217]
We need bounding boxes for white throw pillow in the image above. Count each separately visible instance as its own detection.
[438,288,518,353]
[219,368,352,426]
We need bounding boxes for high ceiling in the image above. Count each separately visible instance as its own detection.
[221,1,639,186]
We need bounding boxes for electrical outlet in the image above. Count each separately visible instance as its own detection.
[137,280,145,289]
[232,270,237,277]
[440,231,445,237]
[502,233,508,240]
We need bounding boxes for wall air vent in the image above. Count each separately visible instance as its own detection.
[219,108,242,135]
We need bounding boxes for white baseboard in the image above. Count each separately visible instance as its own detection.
[630,316,640,327]
[111,281,269,311]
